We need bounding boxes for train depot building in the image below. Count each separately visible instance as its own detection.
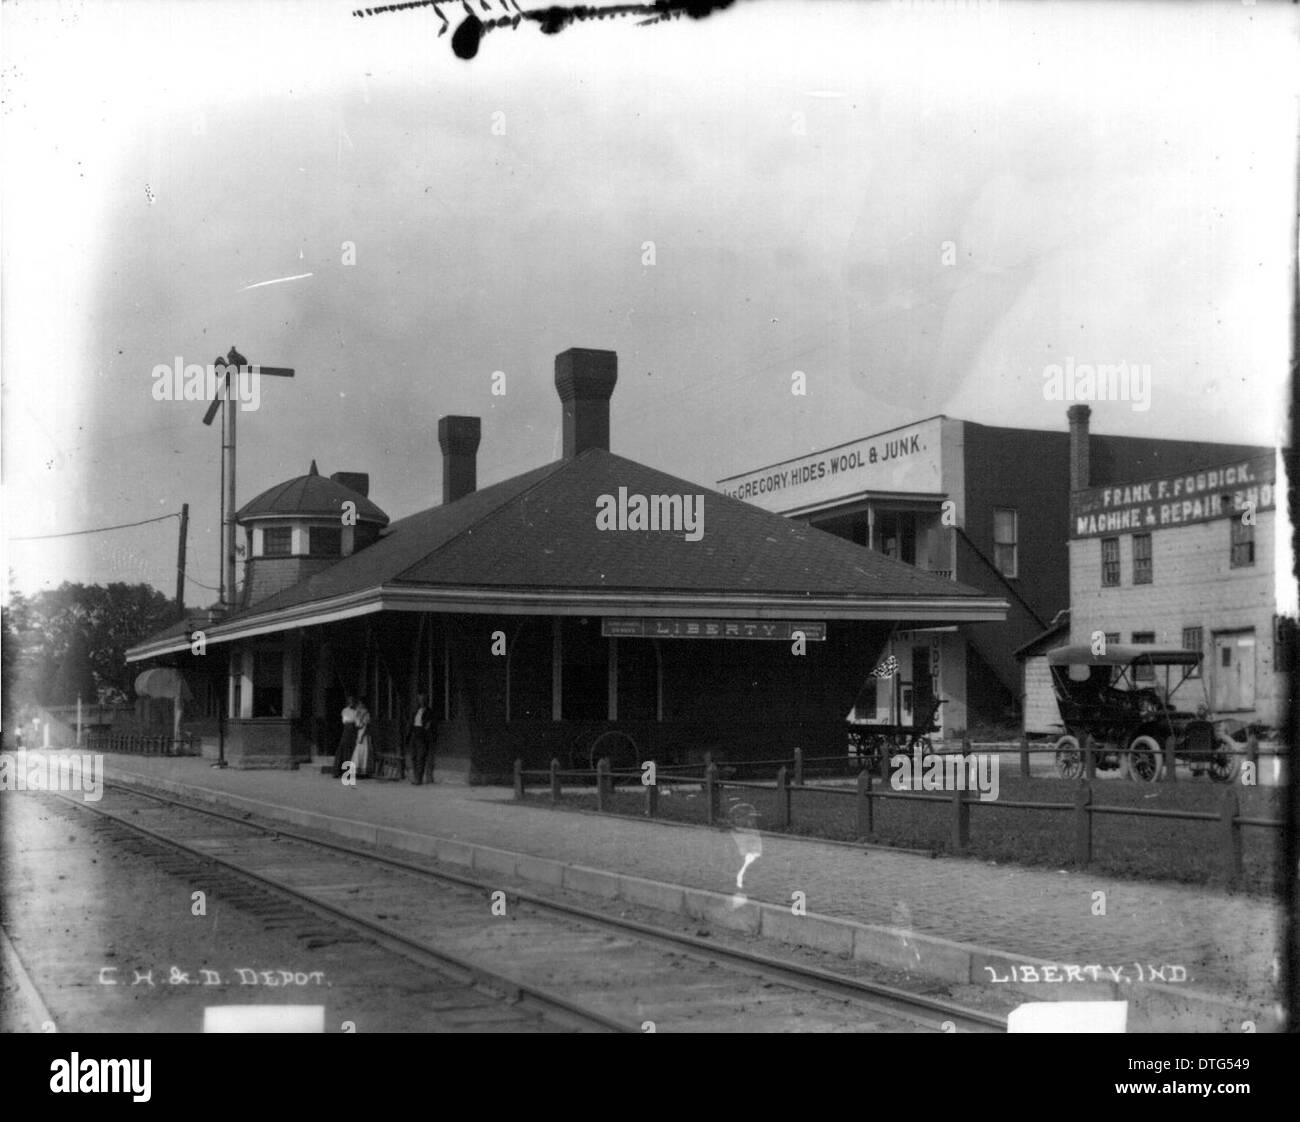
[717,407,1271,736]
[126,348,1007,781]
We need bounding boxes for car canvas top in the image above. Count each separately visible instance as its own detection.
[1046,644,1202,668]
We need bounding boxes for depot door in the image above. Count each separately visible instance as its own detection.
[1211,631,1256,713]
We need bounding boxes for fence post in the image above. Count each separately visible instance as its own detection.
[1220,788,1242,885]
[1247,732,1259,776]
[1162,734,1177,783]
[1073,781,1092,865]
[647,773,659,818]
[793,746,803,787]
[773,766,789,829]
[856,767,873,837]
[705,762,718,826]
[596,757,610,811]
[1084,733,1097,781]
[513,758,524,800]
[950,784,970,853]
[550,757,561,802]
[1019,733,1030,780]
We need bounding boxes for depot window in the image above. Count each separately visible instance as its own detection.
[1230,519,1255,568]
[262,527,292,557]
[993,508,1017,578]
[252,650,284,717]
[1133,533,1152,585]
[1101,537,1120,587]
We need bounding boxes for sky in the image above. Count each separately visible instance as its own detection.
[2,0,1296,607]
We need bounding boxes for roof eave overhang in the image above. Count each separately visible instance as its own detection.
[126,585,1009,660]
[237,511,388,525]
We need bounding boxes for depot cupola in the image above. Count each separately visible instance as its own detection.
[234,461,389,607]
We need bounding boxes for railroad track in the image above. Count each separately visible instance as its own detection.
[48,781,1006,1033]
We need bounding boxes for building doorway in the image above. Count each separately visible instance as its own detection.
[1211,630,1256,713]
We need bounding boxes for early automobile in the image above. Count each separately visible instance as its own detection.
[1046,644,1242,783]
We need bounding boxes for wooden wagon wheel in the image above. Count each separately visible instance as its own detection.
[586,729,641,776]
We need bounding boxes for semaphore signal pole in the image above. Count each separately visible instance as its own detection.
[175,502,188,619]
[201,347,294,610]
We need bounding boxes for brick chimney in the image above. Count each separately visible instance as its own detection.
[555,348,617,458]
[438,415,481,504]
[1067,404,1091,492]
[329,471,370,498]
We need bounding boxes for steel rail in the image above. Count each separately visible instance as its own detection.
[52,790,633,1034]
[100,779,1007,1033]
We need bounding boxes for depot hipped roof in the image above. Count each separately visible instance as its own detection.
[128,448,1006,659]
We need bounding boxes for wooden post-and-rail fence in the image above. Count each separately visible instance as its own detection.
[84,731,198,756]
[513,753,1279,887]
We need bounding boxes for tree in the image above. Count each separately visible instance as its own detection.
[2,601,18,741]
[8,581,175,708]
[51,628,96,706]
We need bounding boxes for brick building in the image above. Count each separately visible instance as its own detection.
[719,413,1272,735]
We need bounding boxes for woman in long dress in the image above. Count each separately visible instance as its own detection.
[351,698,372,779]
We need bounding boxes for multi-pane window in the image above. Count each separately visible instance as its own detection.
[1101,537,1120,587]
[1230,519,1255,567]
[262,527,292,557]
[1183,626,1203,677]
[1132,631,1156,681]
[1133,533,1152,584]
[993,508,1018,578]
[875,511,917,565]
[253,650,284,717]
[311,526,342,557]
[1276,615,1296,675]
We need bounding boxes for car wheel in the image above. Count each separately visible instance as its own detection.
[1208,733,1242,784]
[1054,735,1083,780]
[1127,734,1164,783]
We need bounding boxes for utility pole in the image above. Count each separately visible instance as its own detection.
[175,502,189,619]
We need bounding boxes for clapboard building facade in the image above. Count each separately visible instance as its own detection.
[1065,405,1286,730]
